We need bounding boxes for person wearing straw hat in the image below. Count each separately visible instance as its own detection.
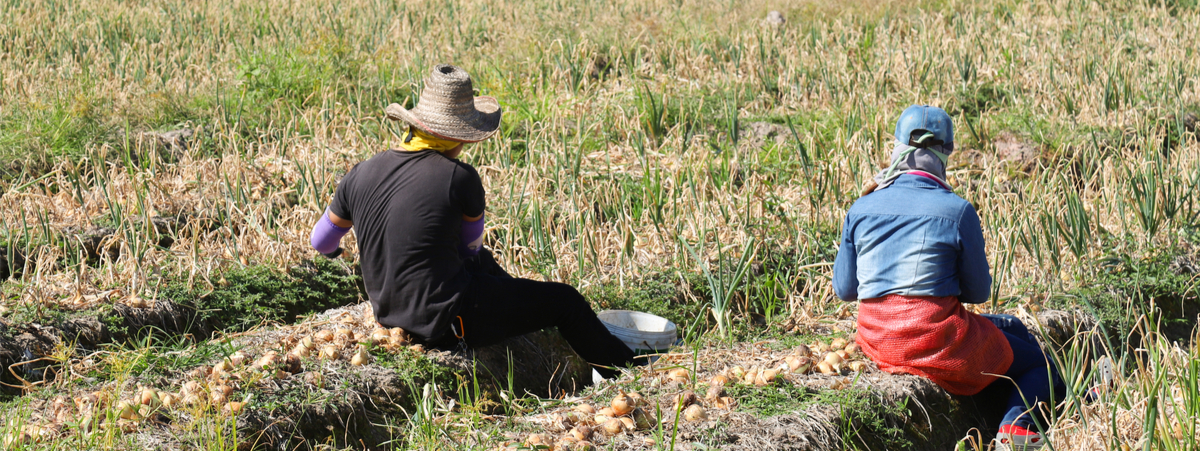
[833,105,1065,450]
[309,64,637,380]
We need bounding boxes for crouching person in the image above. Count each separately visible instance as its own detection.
[832,105,1066,450]
[309,64,636,379]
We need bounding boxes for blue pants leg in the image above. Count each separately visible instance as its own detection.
[980,314,1066,430]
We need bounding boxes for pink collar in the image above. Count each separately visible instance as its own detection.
[906,171,952,190]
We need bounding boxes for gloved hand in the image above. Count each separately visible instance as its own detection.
[321,247,344,259]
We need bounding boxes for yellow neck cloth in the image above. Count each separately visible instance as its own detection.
[399,126,462,152]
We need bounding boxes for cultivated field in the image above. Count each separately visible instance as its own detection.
[1,0,1199,449]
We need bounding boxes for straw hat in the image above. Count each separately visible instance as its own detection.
[385,64,502,143]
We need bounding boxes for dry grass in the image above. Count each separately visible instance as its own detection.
[1,0,1200,449]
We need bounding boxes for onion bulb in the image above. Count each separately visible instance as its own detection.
[831,338,848,349]
[824,352,844,366]
[713,396,735,410]
[115,401,139,420]
[755,369,780,386]
[573,404,596,415]
[710,375,730,386]
[844,343,860,355]
[319,345,340,360]
[793,346,813,358]
[314,330,333,343]
[667,368,690,383]
[224,401,246,414]
[729,366,746,380]
[683,404,707,422]
[568,425,592,440]
[705,384,726,401]
[674,391,697,410]
[601,418,624,435]
[526,433,547,445]
[350,347,371,366]
[817,361,836,375]
[848,361,868,372]
[228,351,248,366]
[610,390,635,416]
[619,417,635,430]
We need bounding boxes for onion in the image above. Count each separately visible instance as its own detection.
[284,354,303,373]
[667,368,690,383]
[837,350,849,360]
[817,361,835,375]
[601,418,624,435]
[389,327,406,338]
[160,393,178,408]
[743,368,758,385]
[755,369,780,386]
[291,344,312,358]
[182,394,204,407]
[610,390,635,416]
[350,348,371,366]
[568,427,592,441]
[593,414,613,425]
[683,404,707,422]
[729,366,746,380]
[705,384,726,401]
[314,330,334,343]
[598,407,615,417]
[848,361,868,372]
[674,391,697,411]
[116,401,138,420]
[139,388,158,406]
[824,352,844,366]
[831,338,848,349]
[573,404,597,415]
[319,345,340,360]
[213,360,234,374]
[228,351,248,366]
[526,433,546,446]
[710,375,730,386]
[224,401,246,414]
[816,342,830,353]
[619,417,635,430]
[181,381,202,397]
[713,396,735,410]
[793,346,813,358]
[844,343,860,355]
[370,329,390,344]
[254,352,279,370]
[408,344,425,353]
[627,391,644,407]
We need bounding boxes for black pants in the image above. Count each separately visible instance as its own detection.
[442,250,637,379]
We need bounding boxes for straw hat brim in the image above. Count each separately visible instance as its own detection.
[385,97,502,143]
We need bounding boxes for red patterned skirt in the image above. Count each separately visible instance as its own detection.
[856,294,1013,396]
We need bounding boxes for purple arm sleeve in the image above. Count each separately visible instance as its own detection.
[311,209,351,254]
[459,214,485,257]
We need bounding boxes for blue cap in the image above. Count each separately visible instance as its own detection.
[894,105,953,147]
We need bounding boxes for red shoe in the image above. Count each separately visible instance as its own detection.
[995,424,1045,450]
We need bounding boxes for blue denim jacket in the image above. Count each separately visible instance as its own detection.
[833,174,992,303]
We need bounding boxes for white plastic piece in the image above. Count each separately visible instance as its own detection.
[597,310,677,353]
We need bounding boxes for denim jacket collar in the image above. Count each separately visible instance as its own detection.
[886,173,949,191]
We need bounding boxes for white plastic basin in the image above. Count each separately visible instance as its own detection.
[597,310,677,354]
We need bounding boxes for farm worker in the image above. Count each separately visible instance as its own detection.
[832,105,1066,450]
[309,64,637,379]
